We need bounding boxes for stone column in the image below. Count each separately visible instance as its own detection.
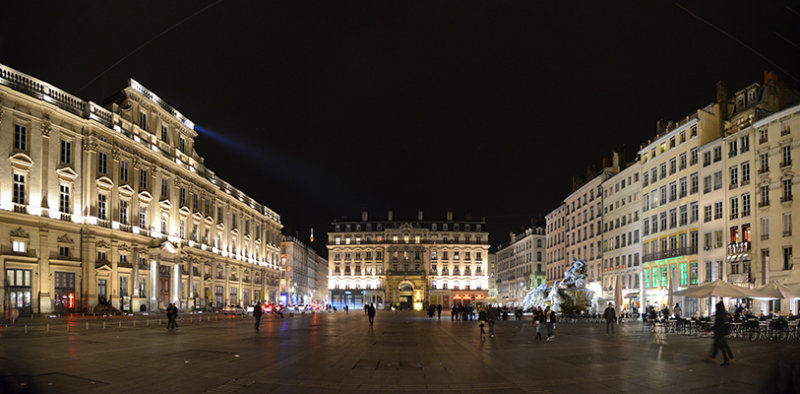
[110,240,119,309]
[82,236,98,312]
[38,227,52,313]
[40,118,51,212]
[149,255,158,311]
[132,248,140,312]
[172,262,180,307]
[188,257,194,309]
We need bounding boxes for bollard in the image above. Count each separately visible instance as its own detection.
[133,320,136,328]
[119,321,122,328]
[147,320,150,326]
[86,322,89,330]
[103,321,106,329]
[24,325,28,334]
[190,317,193,324]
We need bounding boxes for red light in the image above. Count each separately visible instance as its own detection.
[68,293,75,308]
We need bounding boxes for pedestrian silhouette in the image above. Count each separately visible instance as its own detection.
[367,303,376,326]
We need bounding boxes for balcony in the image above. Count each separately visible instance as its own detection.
[784,231,793,237]
[781,195,793,203]
[13,204,27,214]
[727,241,751,254]
[758,166,769,175]
[761,234,769,241]
[49,251,80,262]
[729,183,738,190]
[781,160,792,168]
[642,245,699,263]
[59,212,72,222]
[729,213,738,220]
[386,269,426,276]
[97,219,111,228]
[728,273,753,284]
[741,179,750,186]
[758,201,770,208]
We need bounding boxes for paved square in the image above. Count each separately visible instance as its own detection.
[2,312,799,393]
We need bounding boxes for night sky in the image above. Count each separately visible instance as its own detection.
[2,2,799,254]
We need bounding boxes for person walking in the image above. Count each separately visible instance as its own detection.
[486,304,498,338]
[364,304,369,315]
[367,303,376,326]
[436,304,442,320]
[478,307,488,338]
[166,303,178,330]
[535,307,545,341]
[674,303,682,318]
[604,302,617,335]
[254,301,263,331]
[544,306,556,342]
[705,301,734,366]
[451,304,456,321]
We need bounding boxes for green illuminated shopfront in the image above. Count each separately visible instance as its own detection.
[642,256,699,312]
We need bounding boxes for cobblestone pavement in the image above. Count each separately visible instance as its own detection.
[2,311,799,393]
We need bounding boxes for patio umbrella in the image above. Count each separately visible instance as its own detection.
[672,280,753,298]
[747,282,800,300]
[614,275,622,316]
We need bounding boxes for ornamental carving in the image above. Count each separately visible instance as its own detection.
[112,143,121,160]
[57,234,74,244]
[96,240,110,249]
[118,243,131,252]
[40,114,52,137]
[10,227,30,238]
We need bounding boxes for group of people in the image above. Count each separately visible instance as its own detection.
[451,304,477,321]
[530,306,557,341]
[426,304,443,319]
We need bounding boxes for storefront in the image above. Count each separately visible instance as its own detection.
[6,268,32,314]
[54,271,76,313]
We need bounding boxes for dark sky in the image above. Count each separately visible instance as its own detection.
[2,2,799,254]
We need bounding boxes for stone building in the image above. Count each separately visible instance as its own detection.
[0,63,281,315]
[326,211,490,310]
[280,236,328,306]
[600,161,641,308]
[545,204,566,286]
[494,227,545,305]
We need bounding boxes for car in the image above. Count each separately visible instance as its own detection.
[221,305,245,315]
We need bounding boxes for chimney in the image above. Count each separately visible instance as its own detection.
[387,210,393,221]
[716,80,729,121]
[418,210,424,221]
[656,120,665,135]
[361,211,368,221]
[446,211,453,221]
[601,157,609,168]
[612,151,620,169]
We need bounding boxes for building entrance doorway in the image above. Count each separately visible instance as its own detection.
[398,282,414,310]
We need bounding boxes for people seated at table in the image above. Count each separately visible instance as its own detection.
[759,312,767,321]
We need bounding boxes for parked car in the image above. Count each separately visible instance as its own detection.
[221,305,245,315]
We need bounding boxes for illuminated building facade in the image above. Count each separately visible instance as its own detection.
[280,236,328,306]
[600,161,641,307]
[0,63,281,314]
[545,204,566,287]
[495,227,545,305]
[327,211,490,310]
[639,96,723,311]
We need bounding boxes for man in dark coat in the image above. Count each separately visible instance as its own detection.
[436,304,442,320]
[367,303,376,326]
[603,302,617,335]
[706,301,734,366]
[254,301,263,331]
[486,305,498,337]
[166,303,178,330]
